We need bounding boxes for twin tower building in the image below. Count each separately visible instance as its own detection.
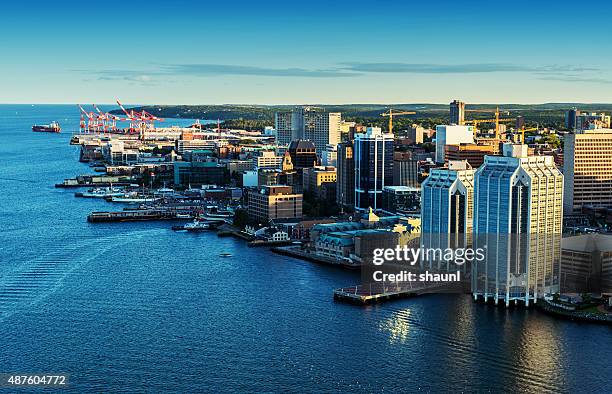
[421,143,564,306]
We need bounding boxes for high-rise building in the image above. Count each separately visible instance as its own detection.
[275,107,341,154]
[287,140,317,170]
[515,115,526,131]
[565,108,579,130]
[354,127,394,211]
[336,141,355,209]
[435,125,474,163]
[421,160,475,234]
[274,111,293,146]
[473,144,563,306]
[560,234,612,294]
[421,160,474,271]
[563,129,612,214]
[393,151,419,187]
[450,100,465,125]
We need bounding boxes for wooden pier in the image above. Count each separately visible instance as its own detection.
[333,281,454,305]
[87,210,184,222]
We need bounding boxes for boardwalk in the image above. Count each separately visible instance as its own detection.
[333,280,460,305]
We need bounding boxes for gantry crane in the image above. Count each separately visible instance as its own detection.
[380,109,416,134]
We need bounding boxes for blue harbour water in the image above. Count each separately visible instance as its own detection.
[1,105,611,393]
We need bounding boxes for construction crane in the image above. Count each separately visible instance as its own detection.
[517,126,538,144]
[380,109,416,134]
[463,107,514,139]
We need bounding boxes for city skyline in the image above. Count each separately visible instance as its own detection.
[3,0,612,104]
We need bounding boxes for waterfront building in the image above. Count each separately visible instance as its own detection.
[336,141,355,209]
[173,161,229,187]
[473,144,563,306]
[247,185,303,223]
[288,140,317,170]
[354,127,394,211]
[101,140,140,165]
[435,125,474,163]
[382,186,420,214]
[421,160,474,234]
[450,100,465,125]
[561,234,612,294]
[302,166,336,201]
[563,129,612,214]
[445,143,496,169]
[393,151,419,187]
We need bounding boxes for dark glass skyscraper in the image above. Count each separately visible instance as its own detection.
[354,127,393,211]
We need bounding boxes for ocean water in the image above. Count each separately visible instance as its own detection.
[0,105,611,393]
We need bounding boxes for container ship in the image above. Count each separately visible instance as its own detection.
[32,121,61,133]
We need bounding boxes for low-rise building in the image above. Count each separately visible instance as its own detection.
[561,234,612,294]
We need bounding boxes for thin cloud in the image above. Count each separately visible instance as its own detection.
[161,64,360,78]
[538,75,612,84]
[338,62,599,74]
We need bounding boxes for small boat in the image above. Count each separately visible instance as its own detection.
[173,219,209,232]
[32,121,61,133]
[219,253,232,257]
[75,186,125,198]
[110,193,159,203]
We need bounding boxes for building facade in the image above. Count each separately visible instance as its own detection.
[247,185,303,223]
[435,125,474,163]
[287,140,317,170]
[473,144,563,306]
[336,141,355,209]
[450,99,465,125]
[354,127,394,211]
[563,129,612,214]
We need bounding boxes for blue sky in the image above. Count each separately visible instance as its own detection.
[2,0,611,104]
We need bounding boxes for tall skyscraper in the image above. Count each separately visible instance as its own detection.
[435,125,474,163]
[563,129,612,214]
[354,127,393,211]
[421,160,475,271]
[336,141,355,209]
[450,100,465,125]
[473,144,563,306]
[421,160,475,234]
[275,106,341,154]
[565,108,579,130]
[275,111,293,146]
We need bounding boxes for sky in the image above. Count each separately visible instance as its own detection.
[2,0,612,105]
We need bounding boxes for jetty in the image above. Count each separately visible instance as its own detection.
[333,281,459,305]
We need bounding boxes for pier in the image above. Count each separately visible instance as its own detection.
[88,210,185,222]
[333,281,458,305]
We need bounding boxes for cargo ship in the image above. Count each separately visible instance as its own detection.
[32,121,61,133]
